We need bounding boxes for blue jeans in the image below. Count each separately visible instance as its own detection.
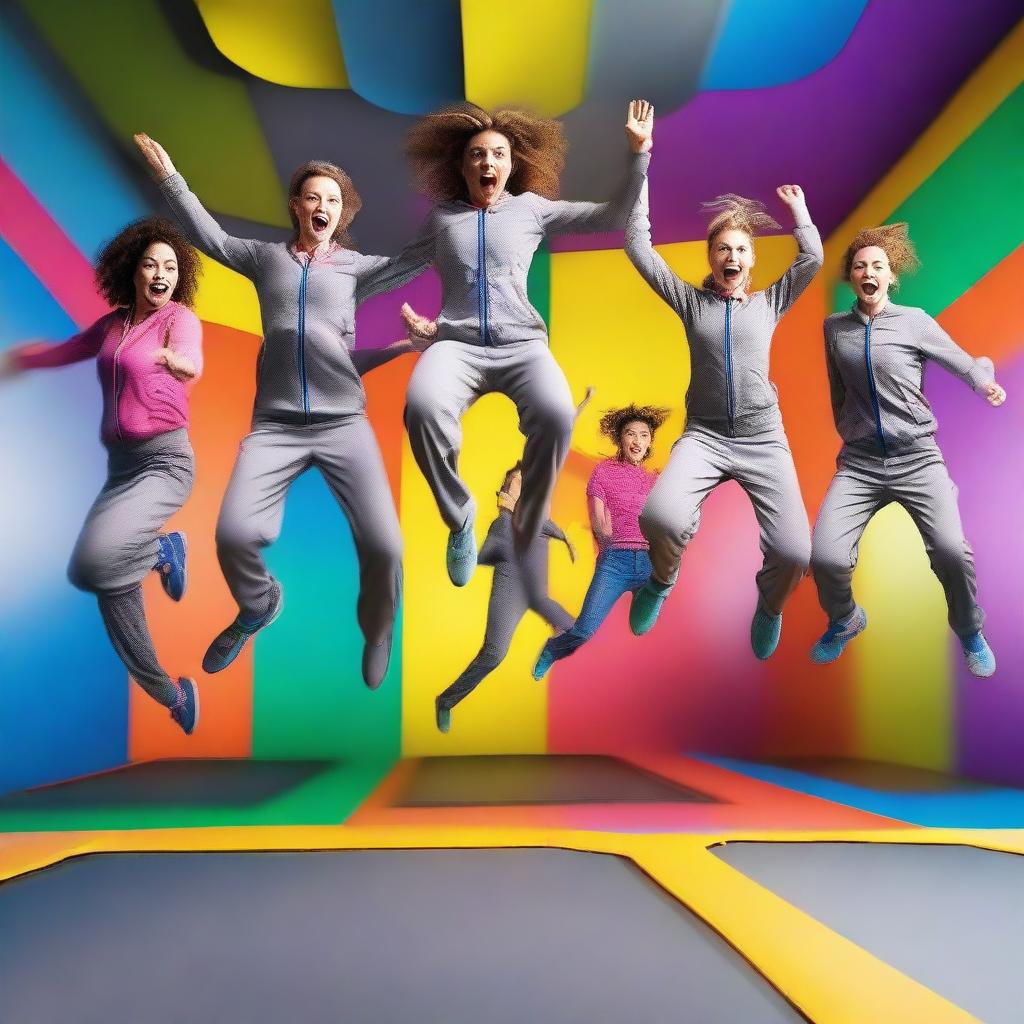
[542,548,652,664]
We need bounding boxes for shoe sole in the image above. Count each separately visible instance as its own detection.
[203,589,284,674]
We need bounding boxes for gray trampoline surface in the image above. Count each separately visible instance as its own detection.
[398,755,717,806]
[1,848,799,1024]
[714,842,1024,1024]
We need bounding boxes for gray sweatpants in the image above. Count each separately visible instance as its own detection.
[639,425,811,615]
[68,429,194,707]
[437,529,573,713]
[811,444,983,636]
[215,415,402,644]
[404,339,576,541]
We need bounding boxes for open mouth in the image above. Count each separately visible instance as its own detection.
[723,266,741,281]
[312,213,330,232]
[479,173,498,195]
[629,446,644,457]
[861,282,878,296]
[148,282,169,298]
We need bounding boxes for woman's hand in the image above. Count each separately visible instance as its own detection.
[134,133,177,182]
[401,302,438,353]
[154,347,196,381]
[625,100,654,154]
[984,382,1007,407]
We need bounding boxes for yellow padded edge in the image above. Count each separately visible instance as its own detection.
[4,824,1016,1021]
[461,0,593,117]
[192,255,262,336]
[194,0,349,89]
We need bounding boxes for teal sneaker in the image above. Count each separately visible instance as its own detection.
[446,517,477,587]
[811,606,867,664]
[961,631,996,678]
[751,608,783,660]
[203,582,283,674]
[532,642,555,681]
[629,579,672,636]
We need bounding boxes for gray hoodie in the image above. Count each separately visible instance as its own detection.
[161,173,397,423]
[824,302,995,456]
[626,177,823,437]
[356,152,651,346]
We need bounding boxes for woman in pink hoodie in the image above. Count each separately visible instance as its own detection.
[1,218,204,735]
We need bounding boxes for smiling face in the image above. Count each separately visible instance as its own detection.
[709,228,755,294]
[849,245,893,313]
[619,420,652,465]
[461,129,513,207]
[133,242,178,313]
[290,174,343,249]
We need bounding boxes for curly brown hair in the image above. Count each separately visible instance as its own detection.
[287,160,362,248]
[599,404,671,461]
[95,217,202,308]
[405,103,567,203]
[699,195,780,289]
[841,222,920,286]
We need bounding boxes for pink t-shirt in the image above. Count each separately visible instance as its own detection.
[586,459,658,549]
[14,301,202,445]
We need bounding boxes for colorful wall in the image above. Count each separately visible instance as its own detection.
[1,1,1021,794]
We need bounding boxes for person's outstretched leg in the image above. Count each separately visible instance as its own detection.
[734,430,812,659]
[204,426,306,673]
[533,550,633,678]
[68,432,197,731]
[633,430,725,635]
[316,416,404,690]
[436,567,528,732]
[501,342,576,547]
[808,466,881,664]
[897,455,992,676]
[404,341,486,586]
[518,530,574,632]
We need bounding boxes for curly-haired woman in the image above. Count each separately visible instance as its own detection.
[359,100,654,590]
[623,103,823,659]
[532,403,669,680]
[809,223,1005,676]
[135,135,430,690]
[1,218,203,734]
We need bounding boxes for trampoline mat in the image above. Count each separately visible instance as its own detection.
[0,760,337,810]
[0,848,797,1024]
[397,755,718,806]
[760,758,991,792]
[714,841,1024,1024]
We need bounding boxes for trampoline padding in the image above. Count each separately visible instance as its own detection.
[714,841,1024,1024]
[398,755,718,806]
[1,848,797,1024]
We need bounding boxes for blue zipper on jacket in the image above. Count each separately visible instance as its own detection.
[477,209,490,344]
[724,297,735,436]
[864,317,887,456]
[298,259,311,422]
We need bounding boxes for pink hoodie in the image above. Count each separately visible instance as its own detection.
[14,301,203,444]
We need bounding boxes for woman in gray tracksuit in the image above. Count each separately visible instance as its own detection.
[135,135,427,690]
[357,100,653,590]
[623,104,823,659]
[809,223,1005,676]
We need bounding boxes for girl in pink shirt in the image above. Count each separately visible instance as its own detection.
[2,218,204,734]
[533,404,669,678]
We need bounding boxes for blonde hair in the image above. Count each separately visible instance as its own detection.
[841,222,920,286]
[701,194,780,289]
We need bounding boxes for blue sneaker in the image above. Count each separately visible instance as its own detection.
[961,631,996,678]
[362,631,393,691]
[155,531,187,602]
[435,699,452,734]
[629,579,672,636]
[169,677,199,735]
[811,606,867,664]
[203,582,283,674]
[446,517,477,587]
[532,642,555,681]
[751,608,783,660]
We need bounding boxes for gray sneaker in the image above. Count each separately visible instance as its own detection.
[203,582,283,674]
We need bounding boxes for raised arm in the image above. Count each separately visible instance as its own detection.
[765,185,824,317]
[533,101,652,236]
[917,311,1005,406]
[353,214,437,306]
[2,315,109,376]
[134,134,262,279]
